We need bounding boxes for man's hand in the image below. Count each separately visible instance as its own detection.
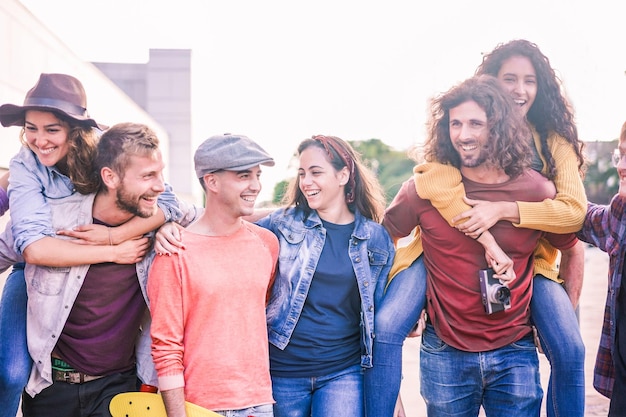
[111,237,150,264]
[475,231,516,284]
[407,310,427,337]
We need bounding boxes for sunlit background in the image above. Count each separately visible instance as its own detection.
[0,2,622,415]
[5,0,626,203]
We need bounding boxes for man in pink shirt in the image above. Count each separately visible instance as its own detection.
[148,134,279,417]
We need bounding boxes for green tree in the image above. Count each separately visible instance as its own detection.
[350,139,414,204]
[272,179,289,205]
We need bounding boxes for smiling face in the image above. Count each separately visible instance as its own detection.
[496,55,537,118]
[23,110,71,168]
[297,145,349,214]
[115,152,166,218]
[448,100,490,169]
[209,166,263,218]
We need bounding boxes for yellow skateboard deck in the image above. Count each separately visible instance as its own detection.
[109,392,222,417]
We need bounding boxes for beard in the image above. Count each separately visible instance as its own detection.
[459,147,488,168]
[460,154,487,168]
[115,187,158,218]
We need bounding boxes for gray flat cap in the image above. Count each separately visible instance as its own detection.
[194,133,275,178]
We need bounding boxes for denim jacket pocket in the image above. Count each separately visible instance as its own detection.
[367,248,389,280]
[277,226,306,261]
[30,266,70,295]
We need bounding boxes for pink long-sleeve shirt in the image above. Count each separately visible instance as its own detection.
[148,221,279,411]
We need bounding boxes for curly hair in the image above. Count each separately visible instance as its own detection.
[423,75,532,179]
[19,113,99,194]
[283,135,386,222]
[475,39,585,179]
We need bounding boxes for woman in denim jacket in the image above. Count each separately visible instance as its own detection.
[256,135,395,417]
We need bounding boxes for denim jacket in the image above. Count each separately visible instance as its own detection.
[257,207,395,368]
[0,192,199,397]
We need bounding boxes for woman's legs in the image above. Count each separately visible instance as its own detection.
[0,264,30,417]
[531,275,585,417]
[272,364,363,417]
[364,256,427,417]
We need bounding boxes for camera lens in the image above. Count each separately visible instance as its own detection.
[493,286,511,303]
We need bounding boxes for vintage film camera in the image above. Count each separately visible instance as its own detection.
[479,268,511,314]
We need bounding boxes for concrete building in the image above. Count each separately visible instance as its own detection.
[93,49,194,200]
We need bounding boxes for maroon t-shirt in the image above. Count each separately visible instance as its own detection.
[55,222,146,375]
[383,171,578,352]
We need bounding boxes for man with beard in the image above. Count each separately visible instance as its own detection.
[382,75,580,416]
[0,122,198,416]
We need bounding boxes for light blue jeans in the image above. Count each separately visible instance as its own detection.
[271,364,363,417]
[0,265,30,417]
[420,324,542,417]
[214,403,274,417]
[531,275,585,417]
[364,256,426,417]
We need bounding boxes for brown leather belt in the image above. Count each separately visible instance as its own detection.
[52,369,104,384]
[51,357,104,384]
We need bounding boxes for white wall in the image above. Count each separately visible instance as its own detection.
[0,0,171,178]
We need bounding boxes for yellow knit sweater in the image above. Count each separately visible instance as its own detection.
[389,129,586,282]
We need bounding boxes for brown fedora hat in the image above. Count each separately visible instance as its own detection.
[0,73,106,130]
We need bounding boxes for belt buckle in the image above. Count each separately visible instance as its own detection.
[54,368,102,384]
[64,371,82,384]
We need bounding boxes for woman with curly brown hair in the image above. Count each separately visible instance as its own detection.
[367,40,587,417]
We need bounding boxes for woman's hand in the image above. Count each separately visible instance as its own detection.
[453,197,516,237]
[57,223,112,245]
[155,222,185,255]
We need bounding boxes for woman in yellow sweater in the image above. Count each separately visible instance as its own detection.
[365,39,587,417]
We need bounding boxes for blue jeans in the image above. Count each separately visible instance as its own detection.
[0,265,30,417]
[420,324,542,417]
[271,364,363,417]
[531,275,585,417]
[214,403,273,417]
[364,256,426,417]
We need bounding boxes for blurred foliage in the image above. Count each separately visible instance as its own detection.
[272,179,290,205]
[584,140,619,205]
[270,138,621,207]
[350,139,415,204]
